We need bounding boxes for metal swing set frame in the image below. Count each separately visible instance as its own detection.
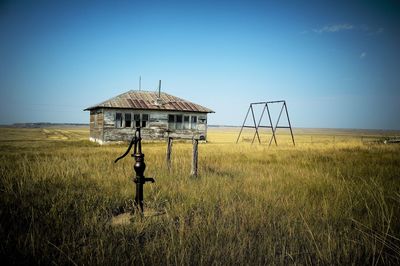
[236,100,295,146]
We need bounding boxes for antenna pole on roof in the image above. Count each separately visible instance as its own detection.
[158,80,161,98]
[139,76,141,91]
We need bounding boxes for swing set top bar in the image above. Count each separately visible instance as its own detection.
[250,100,286,105]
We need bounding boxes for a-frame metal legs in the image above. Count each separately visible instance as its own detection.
[237,100,295,146]
[252,104,267,144]
[236,104,261,144]
[284,102,296,146]
[236,105,251,144]
[268,102,284,146]
[250,105,261,144]
[265,104,277,146]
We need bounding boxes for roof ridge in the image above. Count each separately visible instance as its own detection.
[129,89,155,93]
[84,89,214,113]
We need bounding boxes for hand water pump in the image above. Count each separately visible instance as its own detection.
[114,127,155,214]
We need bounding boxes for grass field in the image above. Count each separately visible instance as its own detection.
[1,127,400,265]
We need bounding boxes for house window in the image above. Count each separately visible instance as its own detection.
[116,113,123,128]
[168,114,175,129]
[183,116,190,129]
[169,114,194,130]
[125,113,131,128]
[134,114,141,128]
[191,115,197,129]
[199,116,207,123]
[176,115,183,129]
[132,113,149,128]
[191,116,197,129]
[142,114,149,128]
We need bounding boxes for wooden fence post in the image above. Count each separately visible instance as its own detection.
[166,137,173,170]
[191,138,198,177]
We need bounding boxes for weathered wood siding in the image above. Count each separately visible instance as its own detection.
[94,109,208,143]
[89,110,104,142]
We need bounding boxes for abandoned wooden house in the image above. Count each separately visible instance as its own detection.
[84,90,214,144]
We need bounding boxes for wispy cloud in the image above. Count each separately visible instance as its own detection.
[369,27,384,35]
[360,52,367,59]
[313,24,354,34]
[359,25,384,35]
[311,24,384,35]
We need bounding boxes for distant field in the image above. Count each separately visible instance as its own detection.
[209,126,399,145]
[0,125,397,144]
[1,127,400,265]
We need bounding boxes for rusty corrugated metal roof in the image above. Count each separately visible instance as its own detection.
[84,90,214,113]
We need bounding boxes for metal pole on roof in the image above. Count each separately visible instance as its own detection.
[139,76,141,91]
[158,80,161,98]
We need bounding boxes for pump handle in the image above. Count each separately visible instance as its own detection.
[114,136,137,163]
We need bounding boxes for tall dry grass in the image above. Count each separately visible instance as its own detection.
[0,127,400,265]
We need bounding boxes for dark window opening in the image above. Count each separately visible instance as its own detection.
[116,113,122,128]
[199,116,207,123]
[176,115,183,129]
[142,114,149,128]
[183,116,190,129]
[168,114,175,129]
[132,113,149,128]
[134,114,140,128]
[169,114,194,130]
[125,113,131,128]
[191,116,197,129]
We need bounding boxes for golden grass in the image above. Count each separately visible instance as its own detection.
[1,127,400,265]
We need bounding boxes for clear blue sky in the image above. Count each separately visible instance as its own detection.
[1,0,399,129]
